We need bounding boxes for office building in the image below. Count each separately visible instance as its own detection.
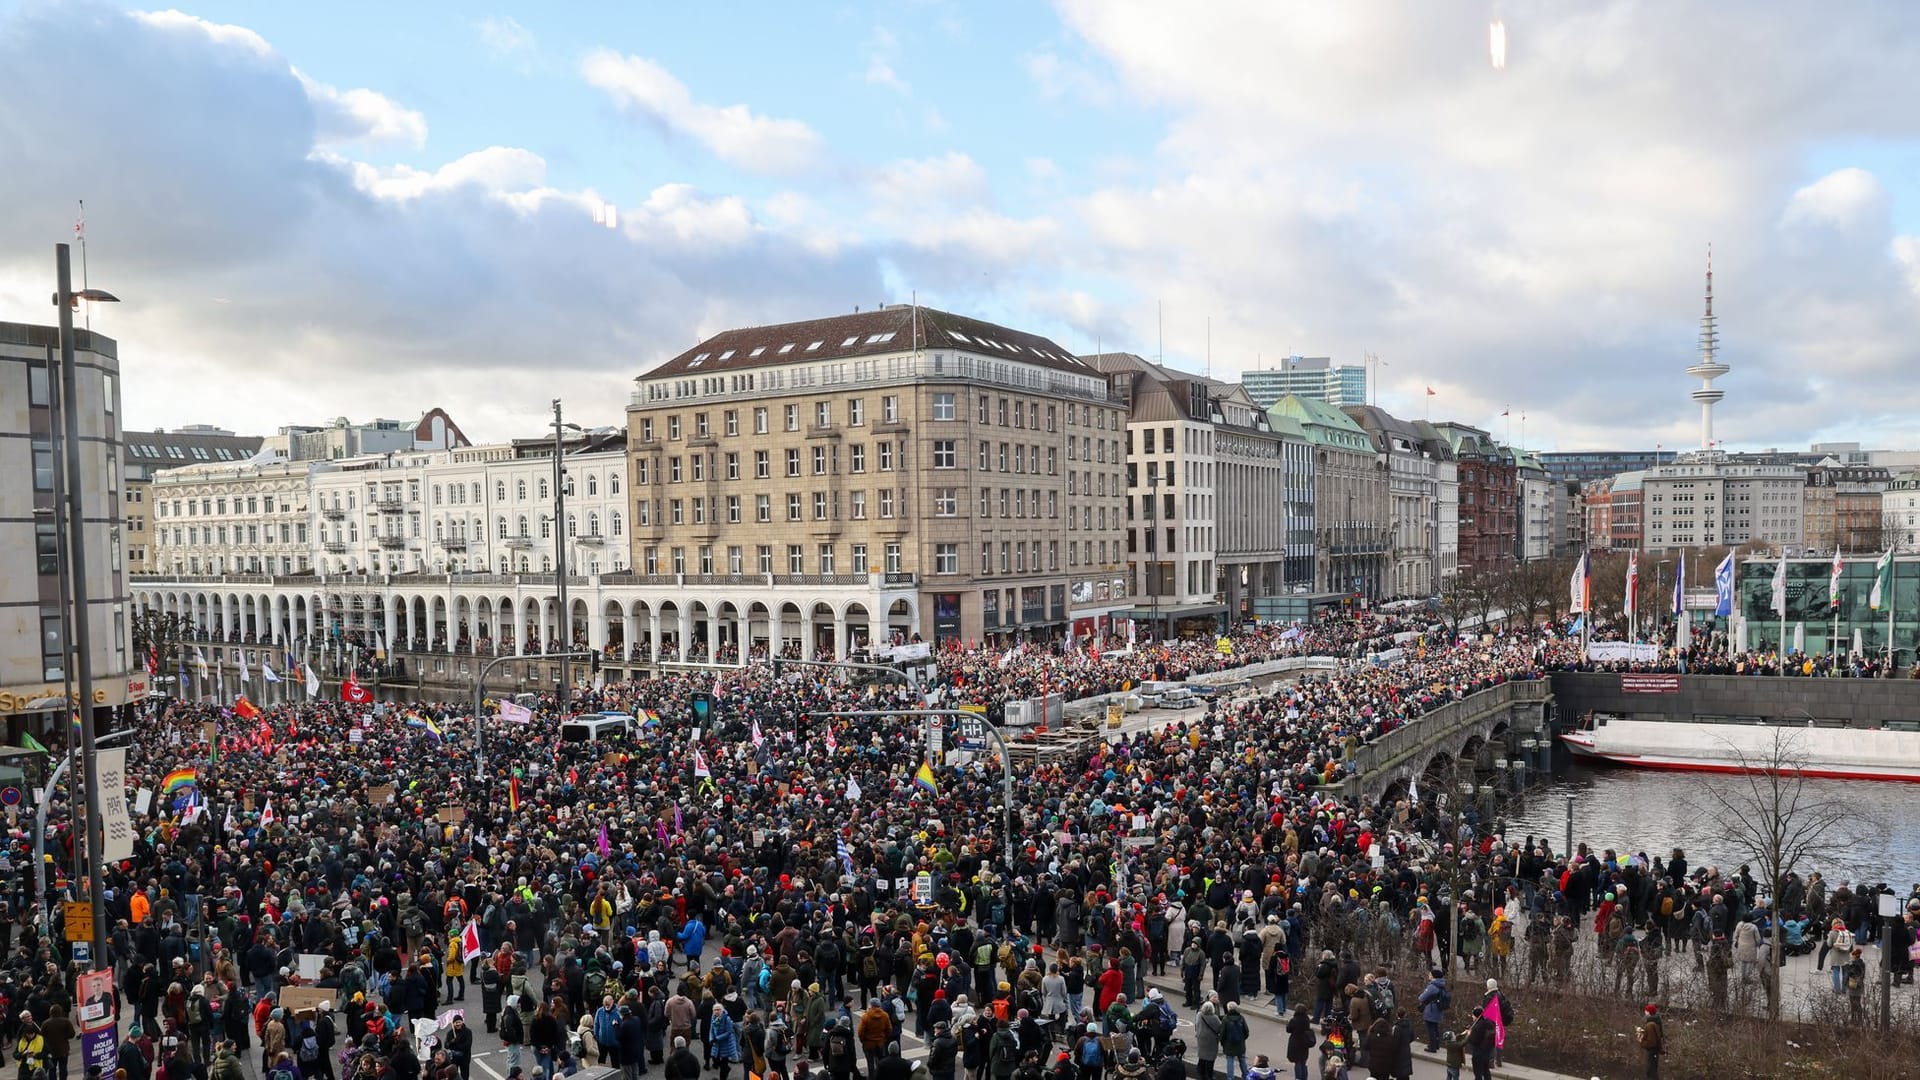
[1640,454,1805,552]
[122,426,263,575]
[1886,472,1920,552]
[262,410,469,461]
[1345,405,1450,598]
[1536,450,1675,486]
[1515,451,1555,561]
[1241,356,1367,409]
[1802,462,1892,554]
[1,321,141,730]
[1269,395,1388,599]
[626,305,1129,649]
[1430,422,1516,576]
[1085,353,1311,631]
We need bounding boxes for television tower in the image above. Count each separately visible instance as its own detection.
[1687,247,1728,451]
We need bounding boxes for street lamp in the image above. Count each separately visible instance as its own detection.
[552,402,584,713]
[51,243,116,973]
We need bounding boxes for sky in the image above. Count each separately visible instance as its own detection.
[3,0,1920,452]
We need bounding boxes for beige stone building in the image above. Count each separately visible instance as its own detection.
[625,305,1130,651]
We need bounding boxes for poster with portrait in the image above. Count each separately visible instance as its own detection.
[77,968,116,1033]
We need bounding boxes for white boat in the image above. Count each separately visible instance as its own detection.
[1559,719,1920,782]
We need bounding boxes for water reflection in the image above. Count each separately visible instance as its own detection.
[1495,764,1920,890]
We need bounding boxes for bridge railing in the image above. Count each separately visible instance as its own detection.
[1331,677,1551,798]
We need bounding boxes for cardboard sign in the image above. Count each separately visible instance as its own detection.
[436,807,467,823]
[280,986,336,1018]
[369,785,396,805]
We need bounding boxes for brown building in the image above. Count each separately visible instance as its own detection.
[1802,462,1891,553]
[1431,423,1516,576]
[625,305,1130,652]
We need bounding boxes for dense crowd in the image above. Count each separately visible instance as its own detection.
[6,609,1916,1080]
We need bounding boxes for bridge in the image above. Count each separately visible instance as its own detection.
[1324,678,1553,802]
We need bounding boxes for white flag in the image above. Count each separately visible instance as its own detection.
[238,650,250,683]
[1869,549,1894,611]
[750,719,765,748]
[692,748,710,778]
[305,662,321,699]
[259,798,276,828]
[1771,556,1788,617]
[262,663,281,683]
[498,700,533,725]
[846,776,863,803]
[224,802,235,834]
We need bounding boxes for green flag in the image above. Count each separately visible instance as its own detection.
[18,732,47,754]
[1869,550,1895,611]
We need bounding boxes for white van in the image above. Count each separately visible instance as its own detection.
[559,713,632,744]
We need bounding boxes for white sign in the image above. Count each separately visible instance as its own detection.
[97,748,136,863]
[1585,641,1661,663]
[133,788,153,816]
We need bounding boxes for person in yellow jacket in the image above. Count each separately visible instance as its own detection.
[14,1013,45,1074]
[446,928,468,1001]
[590,890,614,931]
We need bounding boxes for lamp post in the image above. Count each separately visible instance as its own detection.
[52,243,118,972]
[551,401,584,715]
[1562,792,1575,861]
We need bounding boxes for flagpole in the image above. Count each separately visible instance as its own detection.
[1779,557,1789,677]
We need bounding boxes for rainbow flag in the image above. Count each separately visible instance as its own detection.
[913,760,939,796]
[162,768,198,793]
[508,775,521,813]
[404,713,444,741]
[635,709,660,728]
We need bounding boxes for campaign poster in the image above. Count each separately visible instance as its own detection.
[77,969,116,1033]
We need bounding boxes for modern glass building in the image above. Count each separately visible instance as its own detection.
[1734,555,1920,665]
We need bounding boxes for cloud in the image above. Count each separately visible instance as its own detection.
[865,27,909,94]
[870,151,989,208]
[1782,167,1886,234]
[477,15,535,57]
[297,71,429,148]
[0,4,882,440]
[581,50,824,175]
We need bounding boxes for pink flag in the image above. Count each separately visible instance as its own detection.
[826,726,838,753]
[597,822,612,858]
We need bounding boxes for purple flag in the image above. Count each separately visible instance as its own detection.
[597,822,611,859]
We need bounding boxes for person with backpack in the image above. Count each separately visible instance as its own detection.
[209,1042,246,1080]
[1415,969,1449,1054]
[1633,1004,1663,1079]
[1217,1004,1248,1080]
[267,1049,302,1080]
[1071,1022,1105,1080]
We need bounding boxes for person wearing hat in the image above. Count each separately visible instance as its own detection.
[1633,1003,1663,1078]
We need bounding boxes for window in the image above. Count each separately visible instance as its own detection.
[981,488,992,516]
[935,544,958,574]
[32,439,55,492]
[851,491,867,518]
[27,362,50,406]
[636,459,650,484]
[885,542,902,573]
[932,440,956,469]
[848,399,864,426]
[812,446,828,475]
[788,545,805,574]
[691,455,705,482]
[813,492,829,520]
[636,500,651,525]
[670,500,684,525]
[758,546,773,574]
[882,396,898,423]
[785,405,800,431]
[540,515,554,539]
[41,610,65,681]
[816,401,831,428]
[727,495,741,523]
[699,546,714,574]
[611,511,624,536]
[728,546,744,575]
[641,418,655,442]
[755,450,770,479]
[851,544,869,573]
[725,410,739,436]
[609,474,621,495]
[787,494,802,522]
[935,488,957,516]
[35,520,57,576]
[819,544,836,574]
[672,547,686,575]
[692,499,706,525]
[879,489,895,518]
[668,416,682,440]
[786,449,802,478]
[932,393,956,420]
[978,395,991,423]
[725,452,740,480]
[753,408,769,434]
[999,443,1010,471]
[879,443,894,471]
[850,444,866,473]
[695,412,710,437]
[980,441,992,470]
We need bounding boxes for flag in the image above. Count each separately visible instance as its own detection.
[597,822,612,858]
[223,802,235,834]
[1500,408,1510,417]
[262,663,281,684]
[1623,553,1638,623]
[1830,550,1844,608]
[1770,555,1788,617]
[194,649,208,677]
[1425,387,1436,396]
[20,732,48,754]
[825,725,837,753]
[162,768,198,793]
[305,662,321,699]
[238,650,249,684]
[845,776,863,802]
[259,799,276,827]
[1714,552,1736,616]
[837,833,853,874]
[1568,552,1590,615]
[406,713,444,741]
[508,775,521,813]
[1870,549,1894,611]
[1672,552,1686,617]
[913,760,939,796]
[233,697,262,721]
[750,719,765,748]
[499,700,534,725]
[634,708,659,728]
[147,646,158,677]
[462,920,484,961]
[341,676,371,704]
[692,748,711,778]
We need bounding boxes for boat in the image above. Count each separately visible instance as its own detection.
[1559,718,1920,782]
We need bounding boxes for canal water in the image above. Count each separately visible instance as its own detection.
[1496,764,1920,890]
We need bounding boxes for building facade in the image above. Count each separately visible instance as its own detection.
[122,425,263,575]
[1537,450,1675,486]
[2,321,141,731]
[262,409,469,461]
[1801,462,1891,554]
[1345,405,1445,598]
[1886,472,1920,552]
[151,456,313,577]
[626,305,1129,649]
[1640,454,1805,552]
[1432,423,1516,577]
[1516,451,1555,561]
[1270,395,1388,599]
[1240,357,1367,409]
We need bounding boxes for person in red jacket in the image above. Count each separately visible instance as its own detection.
[1096,964,1126,1014]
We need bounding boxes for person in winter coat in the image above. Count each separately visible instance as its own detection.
[1731,920,1762,984]
[708,1005,740,1080]
[1193,1000,1222,1080]
[618,1006,650,1080]
[1363,1016,1393,1080]
[1388,1013,1415,1080]
[209,1042,247,1080]
[1415,970,1449,1053]
[664,1036,702,1080]
[222,988,253,1057]
[444,1014,475,1080]
[1284,1006,1312,1080]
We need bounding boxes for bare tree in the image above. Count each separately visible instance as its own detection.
[1686,727,1880,1028]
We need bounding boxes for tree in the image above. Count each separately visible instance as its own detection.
[131,608,197,657]
[1685,727,1879,1030]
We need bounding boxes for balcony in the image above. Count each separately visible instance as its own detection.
[505,537,532,549]
[322,541,348,554]
[882,571,917,587]
[374,499,405,514]
[806,423,841,441]
[439,538,468,551]
[377,535,408,550]
[576,534,606,546]
[321,507,346,520]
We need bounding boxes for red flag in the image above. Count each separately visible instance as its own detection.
[233,697,262,721]
[341,676,371,704]
[1425,387,1436,396]
[461,920,483,961]
[508,776,520,812]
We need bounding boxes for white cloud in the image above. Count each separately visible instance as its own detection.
[1782,167,1886,233]
[870,152,989,208]
[323,146,549,202]
[478,15,535,57]
[296,71,428,149]
[581,50,823,175]
[132,9,273,57]
[865,27,909,94]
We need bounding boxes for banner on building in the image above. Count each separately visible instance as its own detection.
[96,748,136,863]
